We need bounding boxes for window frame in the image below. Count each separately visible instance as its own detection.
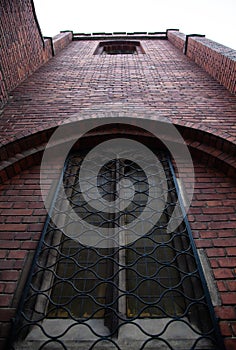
[10,146,225,350]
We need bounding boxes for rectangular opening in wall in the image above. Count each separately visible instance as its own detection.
[94,40,145,55]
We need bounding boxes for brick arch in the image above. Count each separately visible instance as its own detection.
[0,120,236,349]
[0,117,236,184]
[1,108,236,149]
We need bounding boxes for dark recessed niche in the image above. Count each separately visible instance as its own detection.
[94,40,145,55]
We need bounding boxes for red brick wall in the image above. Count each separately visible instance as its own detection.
[1,39,236,148]
[0,1,73,109]
[168,30,236,95]
[0,0,53,107]
[0,70,8,109]
[188,160,236,350]
[0,164,46,350]
[0,35,236,349]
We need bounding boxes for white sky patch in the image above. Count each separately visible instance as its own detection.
[34,0,236,50]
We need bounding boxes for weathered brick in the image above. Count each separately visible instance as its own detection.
[215,306,236,320]
[1,209,33,216]
[226,247,236,256]
[202,207,234,214]
[4,283,17,294]
[0,261,15,270]
[0,271,20,281]
[8,250,27,259]
[209,222,236,230]
[0,224,27,232]
[213,238,236,247]
[231,322,236,336]
[224,338,236,350]
[206,248,226,257]
[217,281,228,292]
[219,321,232,336]
[0,308,15,321]
[195,239,213,248]
[0,295,11,307]
[21,241,37,250]
[221,293,236,305]
[218,258,236,268]
[0,241,20,249]
[213,268,234,279]
[226,280,236,292]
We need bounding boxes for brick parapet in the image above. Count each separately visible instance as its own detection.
[167,30,185,51]
[187,36,236,95]
[0,1,73,109]
[0,0,52,108]
[167,30,236,95]
[53,32,73,56]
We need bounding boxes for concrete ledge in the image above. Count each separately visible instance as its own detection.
[15,318,214,350]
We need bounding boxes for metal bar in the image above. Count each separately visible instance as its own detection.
[43,36,55,56]
[184,34,205,55]
[73,35,167,41]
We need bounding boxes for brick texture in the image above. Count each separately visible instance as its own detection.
[0,4,236,350]
[188,161,236,345]
[1,39,236,146]
[0,1,73,109]
[168,30,236,95]
[0,0,52,107]
[53,32,73,55]
[167,30,185,51]
[0,165,44,348]
[187,37,236,95]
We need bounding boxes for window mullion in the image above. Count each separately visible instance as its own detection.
[117,160,127,317]
[104,160,119,334]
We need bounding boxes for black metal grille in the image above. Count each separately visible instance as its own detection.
[10,150,225,350]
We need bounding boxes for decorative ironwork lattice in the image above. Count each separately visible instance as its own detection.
[10,150,225,350]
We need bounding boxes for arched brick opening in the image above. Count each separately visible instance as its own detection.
[1,118,236,183]
[0,121,236,349]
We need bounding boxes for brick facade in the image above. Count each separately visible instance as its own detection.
[0,2,236,350]
[188,161,236,350]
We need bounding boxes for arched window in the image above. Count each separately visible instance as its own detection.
[10,139,224,350]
